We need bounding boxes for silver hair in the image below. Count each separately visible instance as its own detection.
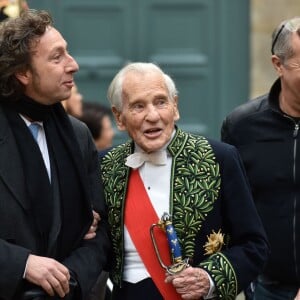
[271,17,300,62]
[107,62,178,111]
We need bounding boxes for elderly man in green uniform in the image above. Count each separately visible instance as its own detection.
[101,62,269,300]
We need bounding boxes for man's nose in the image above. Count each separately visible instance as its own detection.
[65,54,79,73]
[145,105,160,120]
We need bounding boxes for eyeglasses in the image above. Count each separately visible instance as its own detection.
[271,23,285,55]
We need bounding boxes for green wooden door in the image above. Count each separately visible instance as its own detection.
[27,0,249,144]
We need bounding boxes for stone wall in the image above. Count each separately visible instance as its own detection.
[250,0,300,98]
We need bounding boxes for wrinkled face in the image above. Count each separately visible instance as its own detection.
[16,27,79,105]
[113,70,179,153]
[273,32,300,114]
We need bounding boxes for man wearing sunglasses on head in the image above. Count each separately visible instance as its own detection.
[222,17,300,300]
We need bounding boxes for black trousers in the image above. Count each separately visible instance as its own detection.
[112,278,163,300]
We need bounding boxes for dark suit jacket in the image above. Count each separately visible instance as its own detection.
[0,107,110,300]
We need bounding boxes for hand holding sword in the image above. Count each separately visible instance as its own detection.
[150,212,189,275]
[150,212,211,299]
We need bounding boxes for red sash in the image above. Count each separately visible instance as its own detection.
[125,169,181,300]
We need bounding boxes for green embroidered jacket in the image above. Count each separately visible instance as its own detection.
[101,128,269,300]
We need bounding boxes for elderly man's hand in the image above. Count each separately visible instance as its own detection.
[165,267,210,299]
[84,210,101,240]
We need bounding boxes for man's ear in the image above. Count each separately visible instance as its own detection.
[112,106,126,131]
[271,55,283,77]
[15,69,31,86]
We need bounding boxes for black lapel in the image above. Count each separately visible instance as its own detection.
[0,107,29,210]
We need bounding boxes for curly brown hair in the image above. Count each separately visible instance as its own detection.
[0,9,52,100]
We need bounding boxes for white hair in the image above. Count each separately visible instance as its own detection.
[107,62,178,111]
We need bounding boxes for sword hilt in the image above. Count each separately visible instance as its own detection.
[150,212,189,274]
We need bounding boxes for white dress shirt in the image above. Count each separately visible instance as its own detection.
[123,145,171,283]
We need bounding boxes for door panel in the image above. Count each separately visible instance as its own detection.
[138,1,214,135]
[58,1,132,103]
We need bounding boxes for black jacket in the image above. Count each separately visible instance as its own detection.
[221,78,300,285]
[0,107,110,300]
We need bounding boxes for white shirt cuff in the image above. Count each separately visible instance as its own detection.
[203,270,216,299]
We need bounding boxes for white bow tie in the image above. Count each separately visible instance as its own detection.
[125,151,167,169]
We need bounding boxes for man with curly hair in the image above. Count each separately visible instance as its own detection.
[0,9,110,300]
